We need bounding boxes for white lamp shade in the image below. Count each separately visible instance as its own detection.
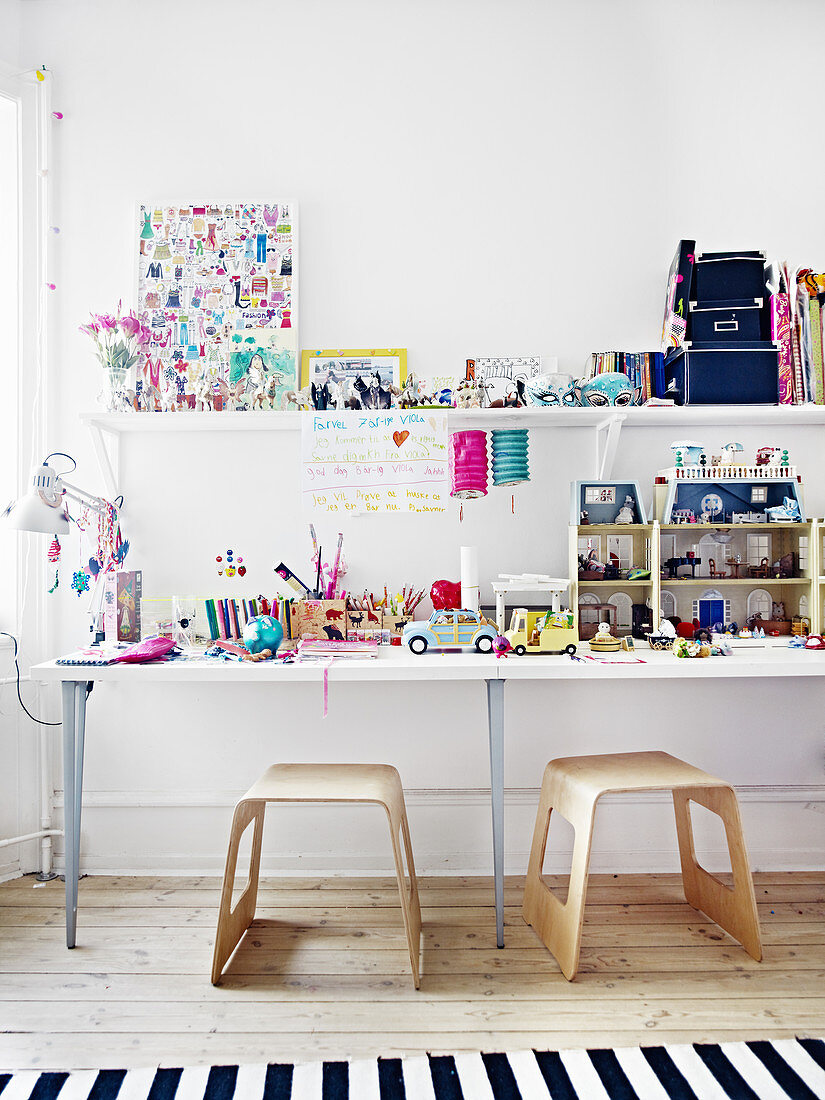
[4,490,70,533]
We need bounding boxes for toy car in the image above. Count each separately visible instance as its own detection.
[403,609,497,654]
[504,608,578,656]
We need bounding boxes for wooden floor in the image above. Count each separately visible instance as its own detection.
[0,871,823,1070]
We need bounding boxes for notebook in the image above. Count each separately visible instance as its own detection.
[55,648,121,666]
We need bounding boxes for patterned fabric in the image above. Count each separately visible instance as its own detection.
[0,1039,823,1099]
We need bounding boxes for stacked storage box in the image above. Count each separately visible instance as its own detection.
[665,251,779,404]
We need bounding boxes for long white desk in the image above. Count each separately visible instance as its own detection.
[32,645,825,952]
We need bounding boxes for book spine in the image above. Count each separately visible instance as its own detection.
[230,600,240,638]
[809,297,824,404]
[205,600,218,641]
[771,292,794,404]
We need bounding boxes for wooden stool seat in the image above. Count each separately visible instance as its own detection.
[211,763,422,988]
[523,750,762,980]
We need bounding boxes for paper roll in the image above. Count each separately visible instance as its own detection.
[461,546,479,612]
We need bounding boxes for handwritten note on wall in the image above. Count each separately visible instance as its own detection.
[302,411,448,515]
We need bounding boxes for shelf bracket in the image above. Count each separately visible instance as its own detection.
[86,420,120,500]
[595,412,627,479]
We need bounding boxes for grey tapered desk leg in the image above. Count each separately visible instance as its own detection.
[486,678,505,948]
[61,680,88,949]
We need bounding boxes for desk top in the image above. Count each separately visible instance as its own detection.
[31,644,825,683]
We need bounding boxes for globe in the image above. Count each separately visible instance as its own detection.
[242,614,284,655]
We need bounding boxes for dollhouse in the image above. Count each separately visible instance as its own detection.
[569,454,818,641]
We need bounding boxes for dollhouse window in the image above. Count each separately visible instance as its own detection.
[799,594,809,619]
[747,534,771,567]
[606,536,632,571]
[578,536,601,561]
[660,590,676,619]
[747,589,772,620]
[798,536,808,573]
[607,591,632,629]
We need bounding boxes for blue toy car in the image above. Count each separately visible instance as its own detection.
[403,609,497,655]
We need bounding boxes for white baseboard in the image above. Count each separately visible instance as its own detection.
[45,784,825,877]
[52,783,825,810]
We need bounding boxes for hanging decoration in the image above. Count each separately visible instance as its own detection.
[449,430,489,500]
[47,537,61,593]
[71,571,90,597]
[490,428,530,487]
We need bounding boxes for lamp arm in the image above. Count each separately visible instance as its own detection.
[58,479,109,515]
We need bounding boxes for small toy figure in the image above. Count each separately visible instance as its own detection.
[720,442,744,465]
[493,635,512,659]
[614,494,635,524]
[580,509,589,524]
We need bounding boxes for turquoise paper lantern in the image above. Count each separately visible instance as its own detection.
[491,429,529,486]
[242,614,283,654]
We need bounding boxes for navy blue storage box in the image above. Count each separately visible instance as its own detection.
[693,251,766,302]
[688,298,765,342]
[665,343,779,405]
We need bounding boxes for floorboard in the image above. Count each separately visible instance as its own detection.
[0,872,823,1069]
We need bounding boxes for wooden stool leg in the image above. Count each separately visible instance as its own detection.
[211,798,266,984]
[523,772,597,981]
[384,803,422,989]
[673,786,762,961]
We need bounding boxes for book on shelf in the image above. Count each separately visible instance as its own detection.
[585,351,666,402]
[203,596,294,642]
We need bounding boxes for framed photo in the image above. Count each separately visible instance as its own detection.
[300,348,407,390]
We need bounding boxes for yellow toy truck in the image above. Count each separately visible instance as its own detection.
[505,607,578,656]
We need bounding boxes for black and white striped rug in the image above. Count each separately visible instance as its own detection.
[1,1039,823,1099]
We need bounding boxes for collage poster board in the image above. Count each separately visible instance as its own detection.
[136,202,298,410]
[302,411,448,515]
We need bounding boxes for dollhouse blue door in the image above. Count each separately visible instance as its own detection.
[698,599,724,628]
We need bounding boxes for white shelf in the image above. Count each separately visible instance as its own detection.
[80,404,825,435]
[81,402,825,500]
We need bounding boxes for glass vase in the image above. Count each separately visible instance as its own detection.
[98,366,130,412]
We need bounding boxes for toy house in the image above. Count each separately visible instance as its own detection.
[570,480,656,638]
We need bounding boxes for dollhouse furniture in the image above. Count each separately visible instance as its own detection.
[522,750,762,981]
[707,557,727,579]
[211,763,422,988]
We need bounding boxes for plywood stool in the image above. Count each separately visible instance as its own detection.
[522,750,762,980]
[211,763,422,988]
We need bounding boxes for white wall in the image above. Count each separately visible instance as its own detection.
[14,0,825,876]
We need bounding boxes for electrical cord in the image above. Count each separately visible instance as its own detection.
[0,631,61,725]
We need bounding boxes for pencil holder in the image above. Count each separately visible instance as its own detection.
[449,430,488,499]
[491,428,529,486]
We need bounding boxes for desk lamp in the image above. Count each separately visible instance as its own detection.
[3,452,109,532]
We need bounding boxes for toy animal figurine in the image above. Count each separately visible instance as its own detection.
[489,379,527,408]
[755,446,779,466]
[352,372,398,410]
[566,372,640,407]
[454,378,483,409]
[614,494,636,524]
[720,441,744,465]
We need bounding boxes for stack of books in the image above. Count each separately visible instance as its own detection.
[585,351,666,402]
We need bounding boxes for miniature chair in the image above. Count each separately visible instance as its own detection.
[211,763,422,988]
[522,750,762,981]
[708,557,727,579]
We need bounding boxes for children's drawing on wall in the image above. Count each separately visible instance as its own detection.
[135,202,298,412]
[229,330,295,410]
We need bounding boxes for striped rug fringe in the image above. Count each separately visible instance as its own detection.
[1,1038,823,1099]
